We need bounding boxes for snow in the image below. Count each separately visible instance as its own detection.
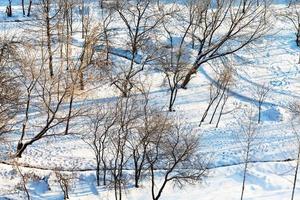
[0,161,299,200]
[1,1,300,200]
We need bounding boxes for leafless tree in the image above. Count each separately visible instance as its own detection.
[13,160,31,200]
[82,103,117,186]
[199,76,222,127]
[288,101,300,200]
[77,24,102,90]
[109,96,142,200]
[284,2,300,47]
[15,47,83,157]
[109,0,167,97]
[146,122,208,200]
[127,88,169,188]
[236,108,260,200]
[35,0,62,77]
[281,2,300,63]
[209,65,235,124]
[0,37,21,136]
[180,0,269,88]
[253,83,270,123]
[54,170,75,200]
[156,18,191,111]
[13,160,48,200]
[215,89,230,128]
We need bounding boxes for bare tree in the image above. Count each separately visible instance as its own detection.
[180,0,269,88]
[288,101,300,200]
[253,83,270,123]
[127,88,169,188]
[156,18,191,111]
[78,25,100,90]
[54,170,75,200]
[215,89,230,128]
[199,76,222,127]
[281,2,300,63]
[284,3,300,47]
[109,96,142,200]
[209,65,235,124]
[146,122,208,200]
[236,108,260,200]
[82,103,117,186]
[0,37,21,136]
[13,160,31,200]
[35,0,62,77]
[15,47,82,157]
[13,160,48,200]
[109,0,166,97]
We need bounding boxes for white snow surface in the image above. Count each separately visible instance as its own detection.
[1,1,300,200]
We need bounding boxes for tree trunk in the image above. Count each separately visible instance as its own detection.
[209,87,226,124]
[46,6,54,77]
[96,157,100,186]
[27,0,32,17]
[291,145,300,200]
[81,1,85,39]
[181,68,196,89]
[296,30,300,47]
[258,104,262,124]
[22,0,25,16]
[103,163,107,185]
[16,142,28,158]
[80,71,84,90]
[64,89,74,135]
[241,145,250,200]
[168,89,176,112]
[216,95,228,128]
[6,2,12,17]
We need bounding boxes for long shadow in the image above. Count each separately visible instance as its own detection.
[198,66,278,107]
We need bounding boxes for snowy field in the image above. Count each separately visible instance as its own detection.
[1,1,300,200]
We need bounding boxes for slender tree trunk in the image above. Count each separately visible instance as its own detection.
[70,7,73,35]
[209,87,226,124]
[101,144,107,185]
[16,164,30,200]
[291,145,300,200]
[46,5,54,77]
[216,95,228,128]
[258,103,262,124]
[154,172,171,200]
[81,0,85,39]
[134,157,140,188]
[96,156,101,186]
[168,89,175,112]
[7,1,12,17]
[150,164,156,200]
[103,162,107,185]
[22,0,25,16]
[27,0,32,17]
[297,30,300,47]
[199,94,220,127]
[65,88,74,135]
[242,0,246,14]
[241,145,250,200]
[80,71,84,90]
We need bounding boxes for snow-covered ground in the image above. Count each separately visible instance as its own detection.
[2,1,300,200]
[1,161,300,200]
